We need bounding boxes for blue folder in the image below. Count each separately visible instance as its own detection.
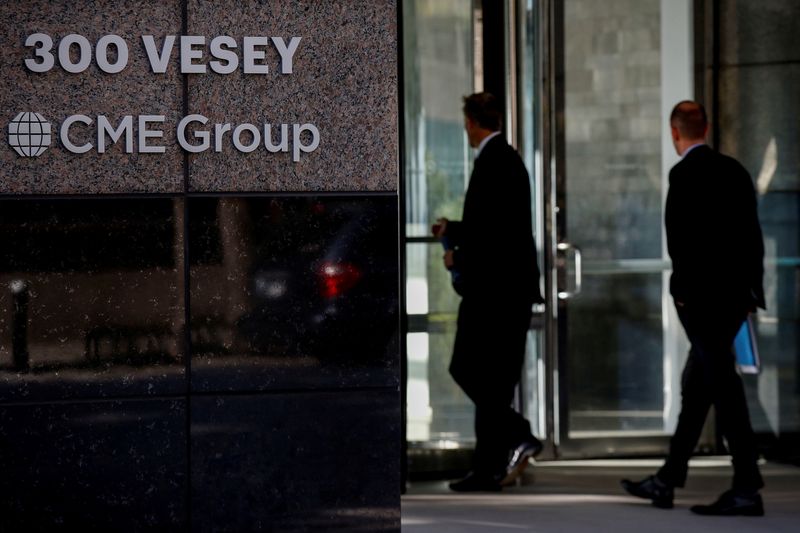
[734,315,760,374]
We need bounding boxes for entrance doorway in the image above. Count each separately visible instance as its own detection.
[402,0,798,476]
[547,0,695,457]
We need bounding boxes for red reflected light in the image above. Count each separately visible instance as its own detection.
[318,261,362,298]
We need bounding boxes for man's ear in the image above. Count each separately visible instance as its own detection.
[671,125,680,143]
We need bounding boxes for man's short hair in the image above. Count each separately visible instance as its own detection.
[463,92,503,131]
[670,100,708,139]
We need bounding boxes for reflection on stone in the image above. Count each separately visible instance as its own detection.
[191,391,400,531]
[0,399,187,529]
[0,198,185,401]
[0,196,399,398]
[189,196,399,392]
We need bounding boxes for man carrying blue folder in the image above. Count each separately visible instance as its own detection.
[622,101,767,516]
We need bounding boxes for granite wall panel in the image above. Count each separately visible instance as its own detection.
[2,1,398,194]
[0,0,184,194]
[0,399,187,530]
[0,1,401,530]
[191,390,400,531]
[188,195,399,393]
[186,0,398,192]
[0,197,186,403]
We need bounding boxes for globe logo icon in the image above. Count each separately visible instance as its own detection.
[8,112,51,157]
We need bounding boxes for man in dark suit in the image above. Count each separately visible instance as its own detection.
[622,101,766,516]
[435,92,545,492]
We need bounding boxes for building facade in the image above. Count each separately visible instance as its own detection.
[1,0,798,530]
[1,1,400,530]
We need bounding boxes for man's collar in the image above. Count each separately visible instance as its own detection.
[476,131,502,157]
[681,142,706,158]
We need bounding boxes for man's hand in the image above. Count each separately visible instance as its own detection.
[443,250,454,270]
[432,218,448,238]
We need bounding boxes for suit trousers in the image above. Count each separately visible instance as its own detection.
[657,301,764,491]
[450,297,534,477]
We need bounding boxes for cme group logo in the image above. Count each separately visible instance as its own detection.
[7,32,320,161]
[8,112,51,157]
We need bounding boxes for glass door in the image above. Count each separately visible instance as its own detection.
[403,0,552,473]
[404,0,800,471]
[548,0,697,457]
[402,0,478,469]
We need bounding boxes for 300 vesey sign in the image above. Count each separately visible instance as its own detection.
[24,33,301,75]
[10,33,319,159]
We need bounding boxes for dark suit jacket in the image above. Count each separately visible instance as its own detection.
[446,135,544,305]
[665,145,765,309]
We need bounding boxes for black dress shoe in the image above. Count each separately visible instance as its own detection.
[690,490,764,516]
[448,471,502,492]
[620,475,674,509]
[500,438,543,486]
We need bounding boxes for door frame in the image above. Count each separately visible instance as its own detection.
[535,0,716,459]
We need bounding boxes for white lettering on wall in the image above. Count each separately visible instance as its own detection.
[176,114,319,157]
[214,123,232,152]
[142,35,176,73]
[61,114,93,153]
[242,36,270,74]
[58,34,92,73]
[142,35,175,74]
[97,115,133,153]
[21,27,318,160]
[181,36,206,74]
[232,123,261,152]
[139,115,166,153]
[271,37,301,74]
[24,33,55,72]
[25,34,302,75]
[264,124,289,153]
[96,35,129,74]
[209,36,238,74]
[51,114,319,158]
[178,114,211,153]
[293,123,319,162]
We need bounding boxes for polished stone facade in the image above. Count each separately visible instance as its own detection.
[0,1,399,530]
[0,0,397,194]
[187,0,398,192]
[0,0,185,194]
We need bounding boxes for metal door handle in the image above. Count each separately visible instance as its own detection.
[557,242,582,300]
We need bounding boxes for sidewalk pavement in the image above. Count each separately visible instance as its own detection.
[402,458,799,532]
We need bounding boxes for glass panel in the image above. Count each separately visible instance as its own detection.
[402,0,475,447]
[716,48,800,442]
[562,0,691,438]
[405,243,471,444]
[744,177,800,436]
[518,0,546,441]
[567,273,664,435]
[564,0,663,262]
[403,0,473,238]
[522,328,546,440]
[0,198,185,401]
